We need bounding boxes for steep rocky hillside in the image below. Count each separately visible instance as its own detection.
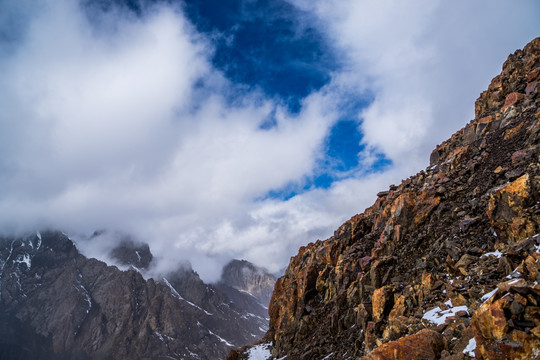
[0,231,268,359]
[228,38,540,359]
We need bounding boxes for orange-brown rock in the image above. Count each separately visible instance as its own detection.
[501,92,525,112]
[475,330,540,360]
[363,329,446,360]
[472,296,511,340]
[486,173,538,242]
[372,286,393,322]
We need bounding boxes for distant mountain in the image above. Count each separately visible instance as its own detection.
[214,260,276,336]
[109,236,153,270]
[228,38,540,359]
[220,259,276,306]
[0,231,269,359]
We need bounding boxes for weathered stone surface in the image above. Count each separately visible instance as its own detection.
[363,329,446,360]
[473,296,511,340]
[486,173,538,242]
[501,92,525,112]
[372,286,393,322]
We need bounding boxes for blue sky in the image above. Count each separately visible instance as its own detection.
[0,0,538,280]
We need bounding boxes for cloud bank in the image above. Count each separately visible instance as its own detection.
[0,0,538,282]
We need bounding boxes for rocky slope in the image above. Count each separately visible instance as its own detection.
[0,231,268,359]
[228,38,540,359]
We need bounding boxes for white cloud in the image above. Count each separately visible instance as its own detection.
[290,0,540,168]
[0,0,339,281]
[0,0,538,282]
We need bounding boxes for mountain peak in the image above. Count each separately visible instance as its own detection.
[220,259,276,306]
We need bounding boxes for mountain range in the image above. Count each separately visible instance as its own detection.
[0,231,275,359]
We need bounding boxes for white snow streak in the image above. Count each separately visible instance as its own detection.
[482,250,503,258]
[162,278,214,316]
[208,329,234,347]
[481,288,498,302]
[463,337,477,357]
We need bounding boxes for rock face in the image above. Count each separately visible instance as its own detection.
[0,231,267,359]
[219,259,276,306]
[109,237,153,270]
[216,260,276,333]
[228,38,540,359]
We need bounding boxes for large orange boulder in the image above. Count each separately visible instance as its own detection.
[486,174,538,242]
[363,329,446,360]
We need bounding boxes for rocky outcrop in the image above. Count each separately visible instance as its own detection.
[229,38,540,359]
[109,237,153,270]
[215,260,275,332]
[0,231,267,359]
[219,259,276,306]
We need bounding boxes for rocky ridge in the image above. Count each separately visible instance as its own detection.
[228,38,540,359]
[0,231,268,359]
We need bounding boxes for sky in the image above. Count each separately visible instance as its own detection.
[0,0,538,282]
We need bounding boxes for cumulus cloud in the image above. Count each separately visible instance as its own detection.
[0,0,339,281]
[0,0,538,282]
[290,0,539,169]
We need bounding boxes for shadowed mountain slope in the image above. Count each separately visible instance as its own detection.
[0,231,269,359]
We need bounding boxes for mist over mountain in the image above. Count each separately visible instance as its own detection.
[0,231,274,359]
[0,0,538,284]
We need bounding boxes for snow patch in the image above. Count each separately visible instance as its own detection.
[35,232,42,249]
[481,288,498,303]
[14,253,31,269]
[163,278,182,299]
[423,305,469,326]
[482,250,503,258]
[75,280,92,314]
[463,337,476,357]
[155,331,165,342]
[247,344,272,360]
